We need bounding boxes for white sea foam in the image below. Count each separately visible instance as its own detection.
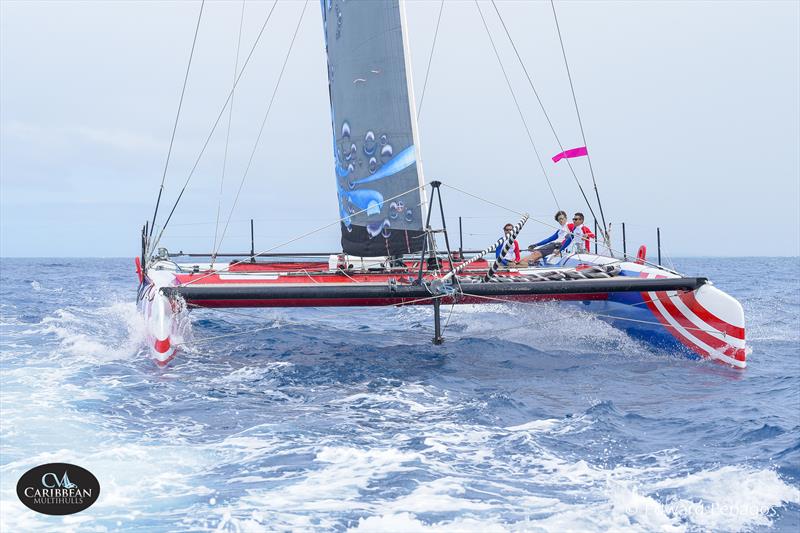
[205,412,798,532]
[349,512,509,533]
[219,362,293,385]
[4,379,796,533]
[196,377,799,531]
[31,302,147,364]
[432,300,659,360]
[651,465,800,531]
[506,418,561,432]
[30,280,63,293]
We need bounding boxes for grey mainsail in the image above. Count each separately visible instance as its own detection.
[320,0,427,257]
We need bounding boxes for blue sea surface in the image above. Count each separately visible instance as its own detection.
[1,257,798,532]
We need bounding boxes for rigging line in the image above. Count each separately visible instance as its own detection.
[149,0,280,257]
[439,182,676,272]
[416,0,444,120]
[184,286,703,344]
[183,296,706,349]
[148,0,205,243]
[184,285,701,337]
[441,301,457,334]
[177,294,449,347]
[441,182,526,217]
[300,269,321,284]
[337,269,362,284]
[187,303,278,322]
[550,0,608,240]
[174,324,279,347]
[212,0,247,268]
[460,292,729,337]
[214,0,309,258]
[488,0,599,225]
[181,289,703,348]
[175,183,429,288]
[474,0,559,211]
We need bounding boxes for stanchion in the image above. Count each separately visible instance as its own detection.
[622,222,627,260]
[250,219,256,263]
[657,227,662,266]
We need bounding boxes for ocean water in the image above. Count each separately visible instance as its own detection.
[0,257,798,532]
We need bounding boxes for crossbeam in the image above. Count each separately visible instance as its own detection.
[166,277,707,304]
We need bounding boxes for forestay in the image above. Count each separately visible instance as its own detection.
[320,0,427,257]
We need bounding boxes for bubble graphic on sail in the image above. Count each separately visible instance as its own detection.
[321,0,427,257]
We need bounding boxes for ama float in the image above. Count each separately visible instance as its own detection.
[137,0,747,368]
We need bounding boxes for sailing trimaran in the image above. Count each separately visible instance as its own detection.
[136,0,747,368]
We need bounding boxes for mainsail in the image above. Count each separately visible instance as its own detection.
[320,0,427,257]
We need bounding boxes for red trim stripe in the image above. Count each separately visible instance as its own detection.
[640,290,711,358]
[677,291,745,340]
[154,337,171,354]
[134,257,144,284]
[656,291,746,362]
[638,272,712,358]
[638,272,745,366]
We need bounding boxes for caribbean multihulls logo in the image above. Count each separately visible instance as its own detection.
[16,463,100,515]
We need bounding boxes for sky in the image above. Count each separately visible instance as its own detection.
[1,0,798,258]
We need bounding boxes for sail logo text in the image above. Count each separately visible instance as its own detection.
[16,463,100,515]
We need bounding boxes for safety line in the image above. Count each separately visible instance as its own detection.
[211,0,247,268]
[549,0,608,240]
[417,0,444,120]
[173,184,430,287]
[440,182,677,274]
[441,182,525,217]
[214,0,309,258]
[149,0,205,242]
[149,0,280,257]
[474,0,559,210]
[488,0,599,226]
[178,293,449,346]
[459,292,730,337]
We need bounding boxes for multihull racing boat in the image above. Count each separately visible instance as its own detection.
[137,0,746,368]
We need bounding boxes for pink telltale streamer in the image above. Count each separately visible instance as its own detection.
[552,146,588,163]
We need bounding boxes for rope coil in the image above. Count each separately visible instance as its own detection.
[464,264,620,283]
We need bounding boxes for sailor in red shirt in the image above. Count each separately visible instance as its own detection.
[562,212,595,253]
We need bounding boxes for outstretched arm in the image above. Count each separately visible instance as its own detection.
[531,231,558,248]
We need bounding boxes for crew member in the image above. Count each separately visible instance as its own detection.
[495,223,521,266]
[562,212,595,253]
[527,210,569,265]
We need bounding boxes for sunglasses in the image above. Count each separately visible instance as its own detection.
[573,217,582,221]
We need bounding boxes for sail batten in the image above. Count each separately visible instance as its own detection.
[321,0,427,257]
